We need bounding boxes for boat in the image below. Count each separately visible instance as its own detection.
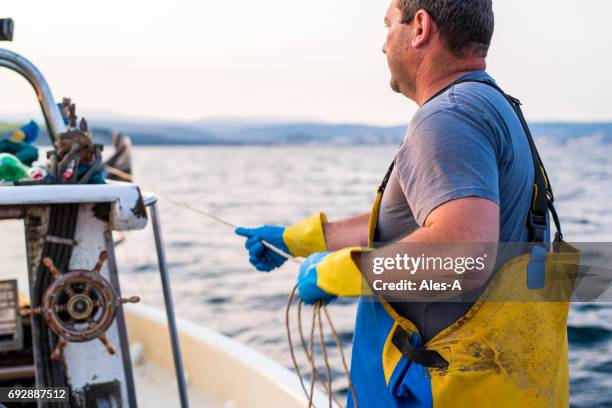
[0,18,330,407]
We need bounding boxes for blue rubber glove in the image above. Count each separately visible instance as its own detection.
[235,225,290,272]
[297,252,337,305]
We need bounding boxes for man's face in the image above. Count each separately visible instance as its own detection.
[382,0,418,97]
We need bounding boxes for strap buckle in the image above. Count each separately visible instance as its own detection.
[391,326,449,369]
[528,212,547,242]
[506,94,522,106]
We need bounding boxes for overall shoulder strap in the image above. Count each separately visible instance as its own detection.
[381,76,562,243]
[447,78,561,243]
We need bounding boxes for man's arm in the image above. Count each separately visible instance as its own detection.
[324,195,499,255]
[323,212,370,251]
[357,196,499,299]
[322,192,498,253]
[402,196,499,243]
[296,198,500,304]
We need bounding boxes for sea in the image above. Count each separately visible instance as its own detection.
[1,136,611,406]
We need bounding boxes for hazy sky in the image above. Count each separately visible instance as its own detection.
[1,0,610,125]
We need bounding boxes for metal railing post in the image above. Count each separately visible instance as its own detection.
[148,199,190,408]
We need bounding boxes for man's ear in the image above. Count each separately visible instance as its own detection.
[411,9,434,49]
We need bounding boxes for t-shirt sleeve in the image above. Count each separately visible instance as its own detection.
[396,108,500,227]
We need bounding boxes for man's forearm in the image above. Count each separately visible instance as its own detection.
[323,212,370,250]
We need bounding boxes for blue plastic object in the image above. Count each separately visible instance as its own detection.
[20,120,39,144]
[297,252,336,305]
[57,103,70,125]
[235,225,289,272]
[527,245,547,289]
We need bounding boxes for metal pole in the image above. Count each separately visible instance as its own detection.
[149,201,190,408]
[0,49,67,146]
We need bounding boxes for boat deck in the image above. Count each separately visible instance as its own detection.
[134,358,225,408]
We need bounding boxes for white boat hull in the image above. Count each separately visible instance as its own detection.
[125,303,333,408]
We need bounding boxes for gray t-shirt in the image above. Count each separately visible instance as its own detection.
[375,71,534,342]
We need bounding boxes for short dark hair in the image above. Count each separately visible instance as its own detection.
[397,0,494,57]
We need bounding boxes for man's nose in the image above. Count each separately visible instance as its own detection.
[382,42,387,54]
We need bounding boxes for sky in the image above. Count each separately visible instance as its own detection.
[0,0,611,126]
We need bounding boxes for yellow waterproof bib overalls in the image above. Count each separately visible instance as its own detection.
[346,79,580,408]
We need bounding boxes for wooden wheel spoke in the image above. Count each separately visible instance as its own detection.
[53,304,67,313]
[118,296,140,305]
[19,306,42,317]
[51,337,68,361]
[64,285,76,297]
[92,251,108,274]
[43,257,62,280]
[83,283,93,296]
[98,334,116,355]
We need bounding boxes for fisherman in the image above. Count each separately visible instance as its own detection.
[237,0,575,406]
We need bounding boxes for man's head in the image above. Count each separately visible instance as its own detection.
[383,0,494,101]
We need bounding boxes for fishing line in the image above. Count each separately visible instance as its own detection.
[106,164,356,408]
[107,165,296,261]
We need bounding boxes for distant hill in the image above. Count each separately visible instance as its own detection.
[3,119,612,146]
[0,122,19,134]
[24,119,408,146]
[529,123,612,142]
[85,119,410,146]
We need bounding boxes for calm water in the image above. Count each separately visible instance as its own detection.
[1,140,611,406]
